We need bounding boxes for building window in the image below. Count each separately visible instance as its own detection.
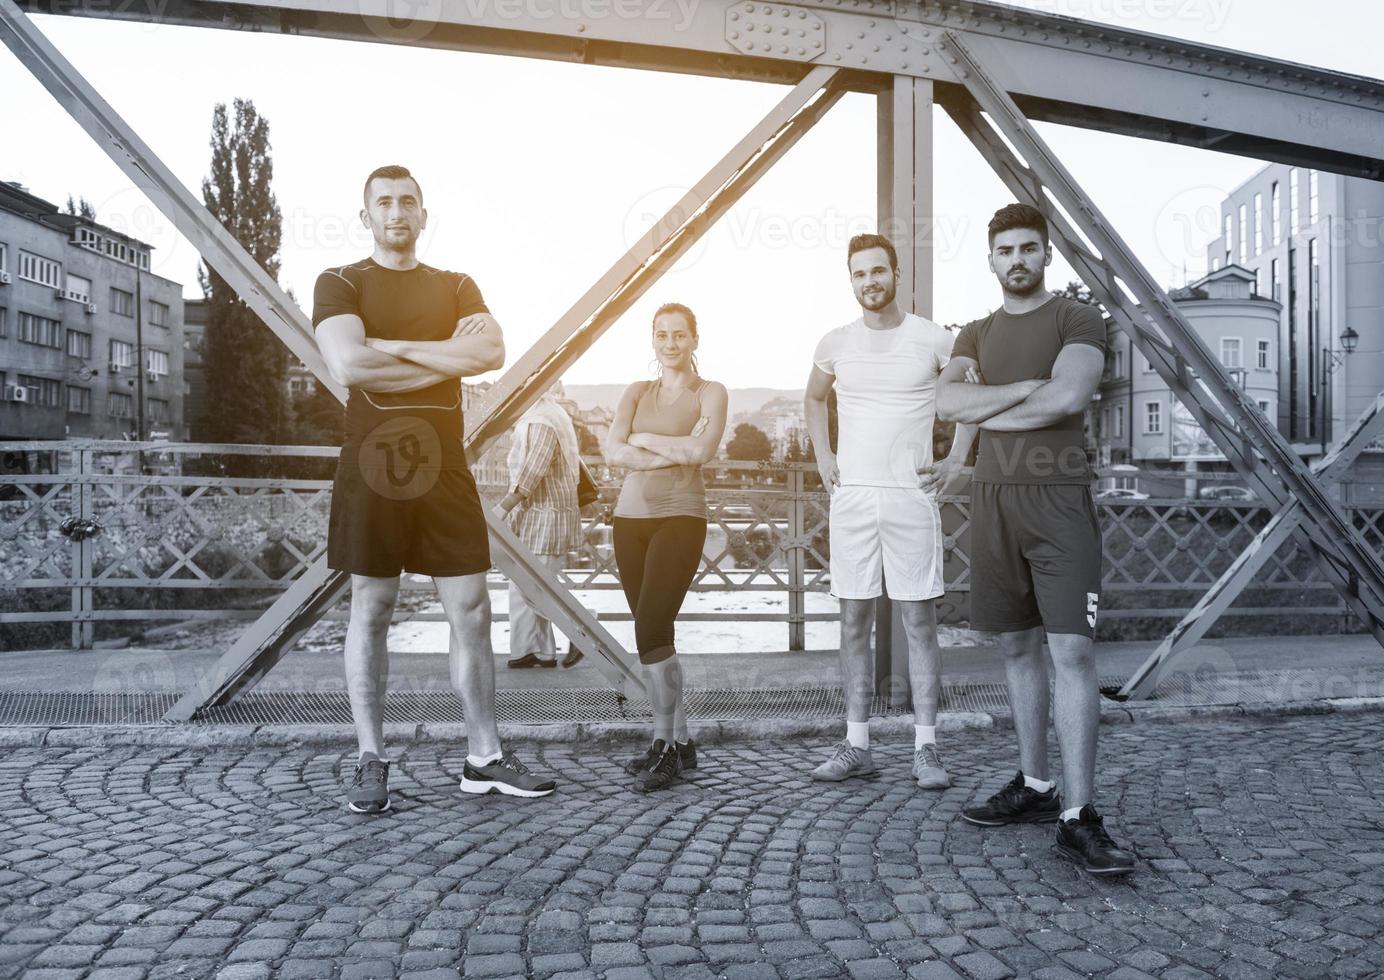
[0,306,6,338]
[1309,170,1320,225]
[73,227,102,251]
[1220,337,1243,369]
[1114,349,1125,378]
[66,330,92,359]
[1271,258,1281,302]
[0,241,7,271]
[18,312,62,349]
[1255,266,1264,297]
[1222,213,1232,266]
[1290,168,1300,233]
[1271,181,1281,245]
[1257,339,1272,370]
[17,250,62,288]
[110,339,135,369]
[148,398,169,423]
[18,375,62,408]
[64,274,92,304]
[146,349,170,376]
[1257,399,1271,416]
[109,392,133,418]
[1211,257,1220,271]
[149,301,170,327]
[1144,401,1162,435]
[1237,205,1248,264]
[1114,404,1125,438]
[1253,193,1263,255]
[67,385,91,414]
[110,287,134,317]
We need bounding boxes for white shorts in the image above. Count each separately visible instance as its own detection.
[828,485,945,601]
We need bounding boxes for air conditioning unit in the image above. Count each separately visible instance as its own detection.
[85,303,97,315]
[146,371,159,383]
[4,384,29,404]
[109,363,123,374]
[0,271,11,285]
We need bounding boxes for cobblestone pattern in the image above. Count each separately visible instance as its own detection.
[2,714,1383,979]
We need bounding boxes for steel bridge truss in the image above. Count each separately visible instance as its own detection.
[2,0,1381,715]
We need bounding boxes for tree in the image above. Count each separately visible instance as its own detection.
[784,430,807,462]
[195,98,288,450]
[1056,280,1100,309]
[63,194,96,220]
[726,423,772,462]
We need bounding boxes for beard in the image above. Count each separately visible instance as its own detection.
[1001,267,1044,297]
[859,283,897,310]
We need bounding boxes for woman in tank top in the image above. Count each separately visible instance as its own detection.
[603,303,729,792]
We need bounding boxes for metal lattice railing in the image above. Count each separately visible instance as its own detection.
[1,441,1377,649]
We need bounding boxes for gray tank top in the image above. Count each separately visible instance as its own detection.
[614,379,710,520]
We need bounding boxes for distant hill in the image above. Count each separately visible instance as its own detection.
[565,384,803,422]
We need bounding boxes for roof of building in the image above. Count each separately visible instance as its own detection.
[0,180,156,252]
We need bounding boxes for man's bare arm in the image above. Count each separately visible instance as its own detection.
[803,366,840,492]
[368,313,505,378]
[936,356,1045,423]
[979,344,1104,432]
[316,314,450,392]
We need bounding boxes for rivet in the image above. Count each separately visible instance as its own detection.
[780,26,788,34]
[873,45,879,52]
[780,44,788,52]
[576,22,585,30]
[730,30,739,38]
[846,41,853,49]
[745,3,755,11]
[798,46,806,54]
[746,41,755,49]
[730,11,739,19]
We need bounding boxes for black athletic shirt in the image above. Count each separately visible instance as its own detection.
[312,258,488,472]
[951,295,1105,485]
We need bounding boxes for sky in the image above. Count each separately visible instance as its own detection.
[2,0,1380,390]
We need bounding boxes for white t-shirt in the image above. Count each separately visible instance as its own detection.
[812,313,955,488]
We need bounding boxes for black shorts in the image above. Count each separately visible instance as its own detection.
[968,482,1102,638]
[327,461,491,578]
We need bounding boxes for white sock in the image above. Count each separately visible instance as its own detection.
[846,721,870,750]
[1061,806,1084,823]
[1024,774,1055,793]
[467,752,502,768]
[914,725,936,750]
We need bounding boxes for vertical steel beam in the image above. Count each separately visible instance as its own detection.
[873,75,935,710]
[0,0,344,402]
[936,31,1384,664]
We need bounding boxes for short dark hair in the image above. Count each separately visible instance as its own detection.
[987,203,1048,246]
[847,233,898,271]
[363,164,422,206]
[653,302,697,337]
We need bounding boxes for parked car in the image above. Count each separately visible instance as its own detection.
[1094,487,1149,501]
[1198,485,1255,501]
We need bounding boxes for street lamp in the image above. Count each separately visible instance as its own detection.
[1321,326,1359,448]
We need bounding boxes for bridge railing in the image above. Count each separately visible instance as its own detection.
[1,441,1374,649]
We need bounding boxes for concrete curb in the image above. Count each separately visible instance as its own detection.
[2,696,1382,748]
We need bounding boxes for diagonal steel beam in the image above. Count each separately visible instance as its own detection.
[1119,393,1384,699]
[0,0,344,402]
[935,31,1384,661]
[166,65,847,719]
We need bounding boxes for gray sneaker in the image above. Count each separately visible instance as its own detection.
[913,743,951,790]
[810,740,877,781]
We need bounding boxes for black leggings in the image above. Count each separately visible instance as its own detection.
[613,516,707,665]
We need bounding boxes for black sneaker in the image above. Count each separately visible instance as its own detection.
[623,739,697,775]
[347,755,391,814]
[460,752,557,798]
[1055,804,1136,876]
[634,739,682,793]
[961,771,1062,826]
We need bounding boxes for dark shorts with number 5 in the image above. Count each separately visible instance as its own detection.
[967,482,1103,638]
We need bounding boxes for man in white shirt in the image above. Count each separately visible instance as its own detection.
[803,233,970,788]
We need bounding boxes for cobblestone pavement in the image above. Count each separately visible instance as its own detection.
[3,713,1383,980]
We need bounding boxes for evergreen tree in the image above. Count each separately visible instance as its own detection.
[726,423,773,462]
[195,98,287,448]
[63,194,96,220]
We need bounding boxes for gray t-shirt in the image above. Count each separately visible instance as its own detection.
[951,296,1105,485]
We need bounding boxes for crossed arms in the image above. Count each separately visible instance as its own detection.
[316,312,505,391]
[935,343,1104,431]
[603,381,729,471]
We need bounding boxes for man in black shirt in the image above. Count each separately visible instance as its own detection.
[314,165,556,811]
[930,203,1134,875]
